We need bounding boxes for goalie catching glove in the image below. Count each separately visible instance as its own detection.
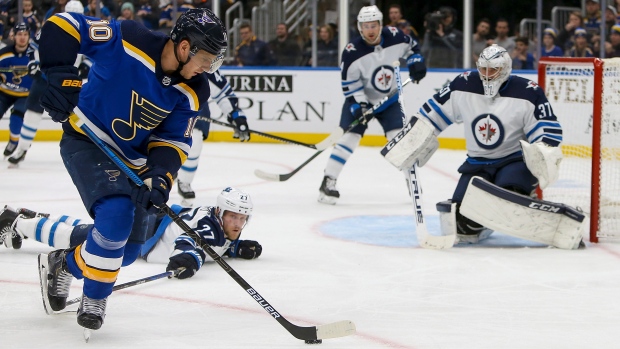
[520,140,563,189]
[40,66,82,123]
[381,114,439,170]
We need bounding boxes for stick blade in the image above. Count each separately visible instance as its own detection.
[316,320,356,340]
[254,169,283,182]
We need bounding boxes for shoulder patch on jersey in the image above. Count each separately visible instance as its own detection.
[526,81,539,90]
[345,43,356,52]
[460,71,472,81]
[388,26,399,36]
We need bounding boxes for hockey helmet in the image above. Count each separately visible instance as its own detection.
[14,23,29,34]
[65,0,84,14]
[476,44,512,98]
[170,8,227,73]
[217,187,253,224]
[357,5,383,44]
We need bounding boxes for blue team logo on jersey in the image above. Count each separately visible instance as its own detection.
[471,113,504,149]
[371,65,395,93]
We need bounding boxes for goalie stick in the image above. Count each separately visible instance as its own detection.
[254,78,412,182]
[392,62,456,250]
[74,118,356,342]
[200,116,317,149]
[40,270,178,315]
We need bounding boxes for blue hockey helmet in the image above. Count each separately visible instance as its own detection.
[170,8,227,73]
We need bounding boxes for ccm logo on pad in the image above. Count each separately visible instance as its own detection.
[62,79,82,87]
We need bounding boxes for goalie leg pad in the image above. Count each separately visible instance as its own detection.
[381,115,438,170]
[460,177,586,249]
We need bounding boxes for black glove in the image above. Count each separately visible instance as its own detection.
[130,166,172,214]
[228,240,262,259]
[166,253,199,279]
[227,110,250,142]
[40,66,82,123]
[349,101,370,121]
[27,60,41,77]
[407,54,427,83]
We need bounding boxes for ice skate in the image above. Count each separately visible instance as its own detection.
[456,219,493,244]
[38,249,74,314]
[7,149,27,168]
[3,141,17,158]
[178,180,195,206]
[318,176,340,205]
[77,294,107,331]
[0,205,21,249]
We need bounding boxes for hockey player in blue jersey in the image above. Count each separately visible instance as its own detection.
[177,70,250,203]
[317,5,427,205]
[36,8,227,331]
[0,187,261,279]
[1,23,34,159]
[382,45,585,249]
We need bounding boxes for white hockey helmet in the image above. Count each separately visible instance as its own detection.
[217,187,253,223]
[65,0,84,14]
[476,44,512,98]
[357,5,383,43]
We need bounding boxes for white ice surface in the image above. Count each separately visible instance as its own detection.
[1,142,620,348]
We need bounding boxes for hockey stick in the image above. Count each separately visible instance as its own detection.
[66,270,178,309]
[254,78,412,182]
[200,116,317,149]
[0,66,28,73]
[393,62,456,250]
[74,118,355,342]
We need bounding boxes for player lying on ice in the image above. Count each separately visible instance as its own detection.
[381,44,586,249]
[0,186,261,278]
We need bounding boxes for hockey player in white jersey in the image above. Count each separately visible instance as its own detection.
[382,44,585,249]
[176,70,250,204]
[0,187,261,279]
[318,5,427,204]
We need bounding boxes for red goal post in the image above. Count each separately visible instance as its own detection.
[537,57,620,243]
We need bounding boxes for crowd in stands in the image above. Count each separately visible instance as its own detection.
[2,0,620,69]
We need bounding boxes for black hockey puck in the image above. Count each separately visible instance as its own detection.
[304,339,323,344]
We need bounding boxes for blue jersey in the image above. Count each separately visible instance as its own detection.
[38,14,211,174]
[419,71,562,162]
[0,44,33,97]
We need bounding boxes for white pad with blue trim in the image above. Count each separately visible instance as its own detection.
[381,114,438,170]
[520,140,563,190]
[460,177,586,249]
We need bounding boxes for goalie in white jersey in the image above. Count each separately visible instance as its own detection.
[382,44,585,249]
[318,5,427,204]
[0,187,261,279]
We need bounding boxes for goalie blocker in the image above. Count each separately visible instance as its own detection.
[442,177,585,249]
[380,114,439,170]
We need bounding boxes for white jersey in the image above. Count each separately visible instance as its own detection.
[341,27,418,105]
[419,71,562,161]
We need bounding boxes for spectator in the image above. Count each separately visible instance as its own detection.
[397,19,418,40]
[268,22,301,66]
[234,21,273,66]
[386,4,403,27]
[511,36,535,69]
[492,18,516,53]
[540,27,563,57]
[472,18,492,66]
[592,5,618,55]
[158,0,194,29]
[44,0,68,21]
[313,24,338,67]
[566,28,594,57]
[557,11,584,53]
[117,2,135,21]
[22,0,41,37]
[135,0,158,30]
[606,24,620,57]
[421,6,463,68]
[584,0,602,38]
[85,0,112,20]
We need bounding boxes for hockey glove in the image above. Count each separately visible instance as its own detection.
[227,240,262,259]
[166,253,200,279]
[227,110,250,142]
[27,60,41,77]
[77,62,91,80]
[40,66,82,123]
[407,54,427,83]
[349,101,370,123]
[130,166,173,214]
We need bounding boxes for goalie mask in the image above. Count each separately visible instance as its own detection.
[170,8,227,73]
[476,44,512,98]
[217,187,253,225]
[357,5,383,44]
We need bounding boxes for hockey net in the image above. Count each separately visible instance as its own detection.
[538,57,620,242]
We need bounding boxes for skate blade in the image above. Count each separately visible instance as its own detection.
[180,198,194,207]
[317,193,338,205]
[84,328,92,342]
[38,254,53,315]
[7,162,19,169]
